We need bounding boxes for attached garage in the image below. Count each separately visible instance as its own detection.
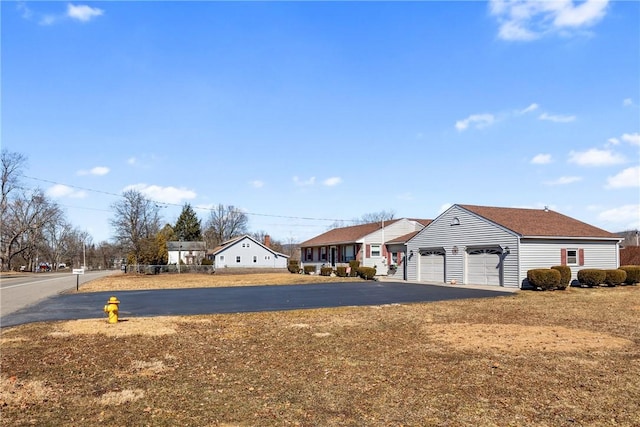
[466,248,502,286]
[419,249,445,282]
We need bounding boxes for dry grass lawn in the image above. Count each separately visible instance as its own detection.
[1,275,639,426]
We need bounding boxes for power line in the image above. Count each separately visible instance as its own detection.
[22,175,354,224]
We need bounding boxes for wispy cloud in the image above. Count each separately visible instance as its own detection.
[623,98,633,107]
[598,204,640,229]
[66,4,104,22]
[323,177,342,187]
[455,113,495,131]
[249,180,264,189]
[46,184,87,199]
[569,148,626,167]
[293,176,316,187]
[489,0,609,41]
[622,132,640,146]
[531,153,552,165]
[124,184,197,204]
[606,166,640,189]
[544,176,582,186]
[539,112,576,123]
[518,103,539,115]
[77,166,110,176]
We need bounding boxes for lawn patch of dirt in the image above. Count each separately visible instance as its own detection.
[2,281,639,426]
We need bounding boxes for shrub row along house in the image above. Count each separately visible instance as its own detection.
[300,204,623,289]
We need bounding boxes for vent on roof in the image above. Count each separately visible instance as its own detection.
[544,206,549,212]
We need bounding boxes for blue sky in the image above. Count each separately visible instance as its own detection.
[2,0,639,244]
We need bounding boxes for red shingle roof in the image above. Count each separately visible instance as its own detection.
[459,205,619,238]
[300,221,392,247]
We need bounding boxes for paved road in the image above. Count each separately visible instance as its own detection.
[0,281,513,328]
[0,270,118,319]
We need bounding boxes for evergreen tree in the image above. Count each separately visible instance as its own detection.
[174,204,202,241]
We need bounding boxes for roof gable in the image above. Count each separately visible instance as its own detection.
[167,241,206,251]
[208,235,289,258]
[458,204,618,239]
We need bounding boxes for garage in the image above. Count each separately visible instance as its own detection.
[467,248,502,285]
[419,249,445,282]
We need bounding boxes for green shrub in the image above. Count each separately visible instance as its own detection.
[320,267,333,276]
[603,269,627,286]
[577,269,606,287]
[619,265,640,285]
[336,266,348,277]
[201,258,213,266]
[349,260,360,277]
[288,260,300,274]
[357,266,376,280]
[550,265,572,289]
[527,269,561,290]
[303,265,316,275]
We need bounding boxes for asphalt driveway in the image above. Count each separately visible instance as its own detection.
[0,281,514,328]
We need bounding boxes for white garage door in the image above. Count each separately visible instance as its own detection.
[419,250,445,282]
[467,248,502,286]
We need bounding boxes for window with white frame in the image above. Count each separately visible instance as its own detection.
[253,256,257,263]
[371,244,381,257]
[236,256,241,263]
[320,247,327,261]
[220,255,225,262]
[306,248,312,261]
[566,249,578,265]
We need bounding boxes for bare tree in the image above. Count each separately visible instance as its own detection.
[110,189,162,265]
[355,210,396,225]
[1,149,27,219]
[203,204,248,248]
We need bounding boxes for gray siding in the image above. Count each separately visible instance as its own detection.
[407,206,520,287]
[519,239,620,286]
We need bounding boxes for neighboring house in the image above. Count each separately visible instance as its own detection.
[406,204,622,289]
[206,235,289,269]
[300,218,431,276]
[167,241,207,265]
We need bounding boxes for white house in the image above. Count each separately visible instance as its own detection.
[207,235,289,269]
[406,204,622,289]
[167,241,207,265]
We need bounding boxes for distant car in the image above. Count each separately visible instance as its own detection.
[20,265,26,272]
[58,263,67,269]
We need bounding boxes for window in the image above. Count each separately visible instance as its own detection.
[306,248,313,261]
[219,255,225,262]
[451,217,460,226]
[253,256,257,263]
[236,256,241,263]
[567,249,578,265]
[320,247,327,261]
[371,244,381,257]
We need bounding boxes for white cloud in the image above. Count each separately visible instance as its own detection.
[489,0,609,41]
[605,166,640,189]
[623,98,633,107]
[531,153,552,164]
[518,103,539,114]
[438,203,453,214]
[39,15,57,26]
[127,157,137,165]
[78,166,110,176]
[607,137,620,146]
[293,176,316,187]
[455,114,495,131]
[124,184,197,204]
[539,112,576,123]
[622,133,640,146]
[17,1,33,19]
[46,184,87,199]
[323,177,342,187]
[249,180,264,189]
[67,4,104,22]
[544,176,582,186]
[598,204,640,230]
[569,148,626,167]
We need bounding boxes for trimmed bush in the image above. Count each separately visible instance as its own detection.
[320,267,333,276]
[604,269,627,287]
[619,265,640,285]
[551,265,572,290]
[303,265,316,275]
[577,269,606,287]
[349,260,360,277]
[527,269,561,290]
[357,266,377,280]
[288,260,300,274]
[336,266,348,277]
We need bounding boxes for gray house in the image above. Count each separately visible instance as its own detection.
[406,204,622,288]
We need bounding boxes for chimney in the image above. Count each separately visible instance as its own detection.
[264,235,271,248]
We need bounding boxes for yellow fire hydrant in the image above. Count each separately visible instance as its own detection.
[103,296,120,324]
